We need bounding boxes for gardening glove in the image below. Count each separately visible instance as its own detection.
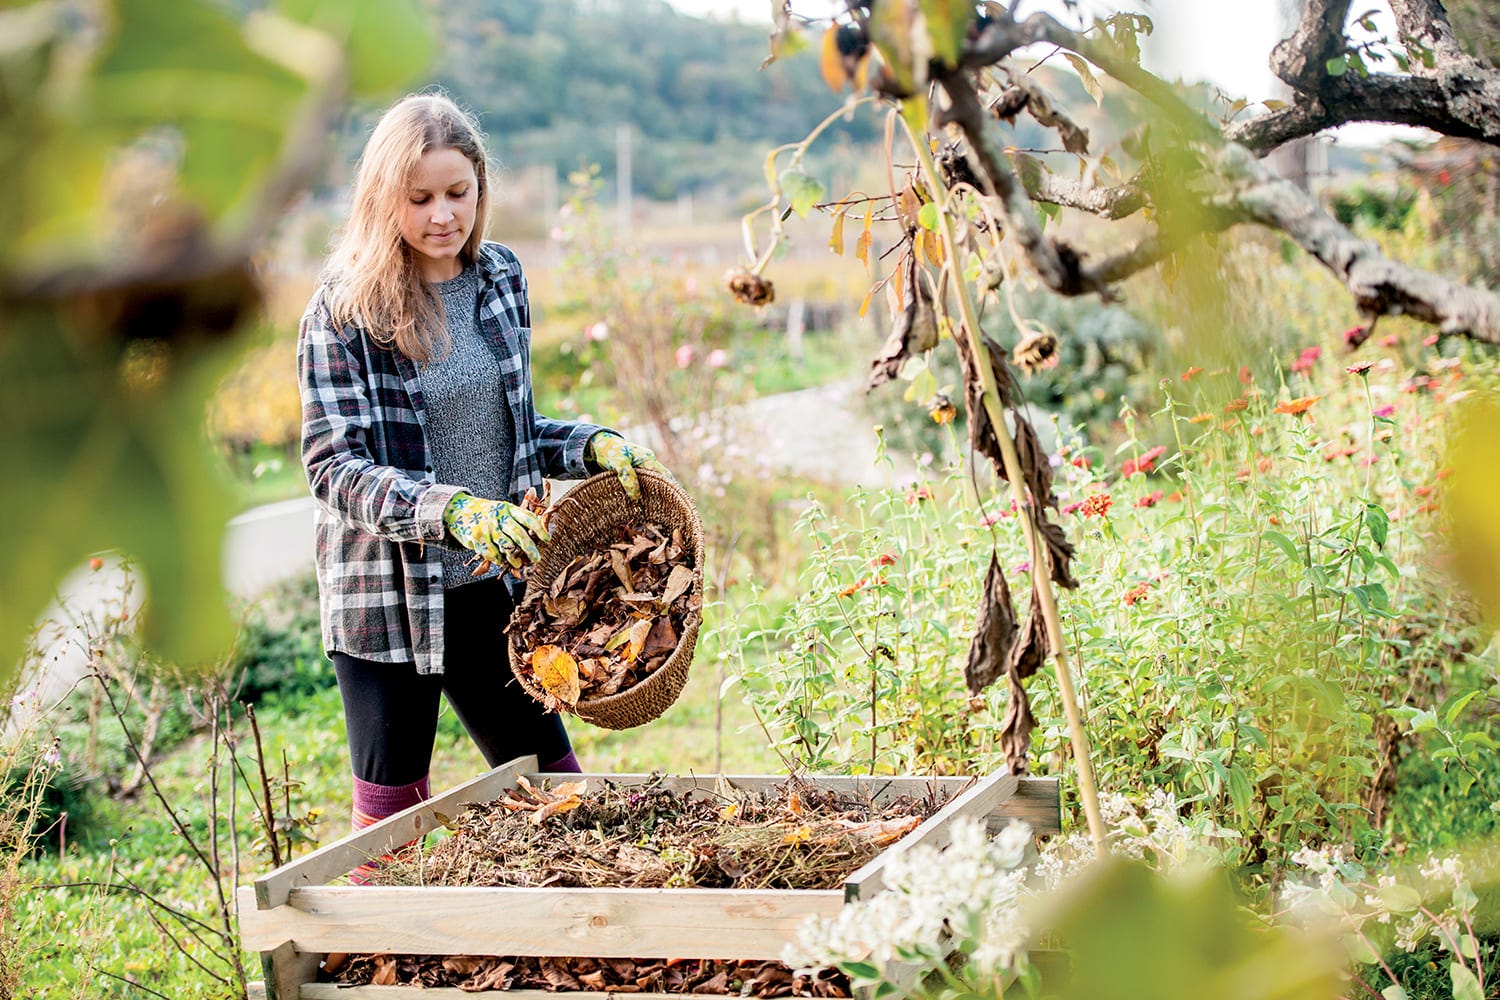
[586,432,676,501]
[442,492,550,569]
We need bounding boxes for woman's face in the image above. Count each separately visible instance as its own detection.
[400,146,478,282]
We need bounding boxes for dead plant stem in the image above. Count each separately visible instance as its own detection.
[903,111,1104,849]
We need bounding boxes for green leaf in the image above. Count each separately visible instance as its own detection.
[1381,985,1409,1000]
[917,201,939,231]
[1262,530,1302,565]
[1226,765,1253,819]
[1,307,241,682]
[781,169,825,218]
[916,0,974,68]
[1364,502,1389,548]
[1450,963,1482,1000]
[840,960,883,985]
[275,0,434,95]
[1326,55,1349,76]
[1064,53,1104,105]
[1376,884,1422,913]
[1444,690,1482,728]
[1049,859,1343,1000]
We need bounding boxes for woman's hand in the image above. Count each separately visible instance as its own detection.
[587,432,675,500]
[442,492,550,569]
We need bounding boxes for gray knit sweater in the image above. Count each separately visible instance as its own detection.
[417,264,516,588]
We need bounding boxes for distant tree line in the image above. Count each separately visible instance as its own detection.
[425,0,882,199]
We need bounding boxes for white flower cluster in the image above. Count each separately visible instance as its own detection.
[1279,842,1493,963]
[782,818,1034,977]
[785,789,1250,990]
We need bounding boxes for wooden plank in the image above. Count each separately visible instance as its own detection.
[843,771,1019,902]
[252,755,538,909]
[239,885,844,959]
[303,989,685,1000]
[260,938,321,1000]
[1000,777,1061,836]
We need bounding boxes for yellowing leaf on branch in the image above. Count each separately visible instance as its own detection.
[829,208,847,256]
[531,645,581,706]
[820,26,849,90]
[855,204,874,273]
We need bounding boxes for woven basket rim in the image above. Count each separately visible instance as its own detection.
[508,471,704,727]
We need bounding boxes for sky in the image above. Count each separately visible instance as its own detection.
[665,0,1412,145]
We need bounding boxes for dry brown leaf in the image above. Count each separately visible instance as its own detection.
[626,617,654,661]
[530,645,581,706]
[662,564,696,605]
[529,794,583,825]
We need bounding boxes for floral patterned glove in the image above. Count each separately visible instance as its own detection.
[442,492,550,569]
[586,432,675,500]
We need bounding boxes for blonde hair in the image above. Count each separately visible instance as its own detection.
[323,93,492,363]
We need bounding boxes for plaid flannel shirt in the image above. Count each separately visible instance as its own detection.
[298,241,607,674]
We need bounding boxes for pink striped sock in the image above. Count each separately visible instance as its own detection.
[348,774,429,885]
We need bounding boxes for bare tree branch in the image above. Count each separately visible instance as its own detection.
[1212,143,1500,342]
[1024,172,1149,219]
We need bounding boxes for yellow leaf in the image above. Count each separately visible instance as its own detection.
[531,644,581,707]
[819,25,848,91]
[829,209,846,256]
[1447,396,1500,624]
[856,203,873,272]
[720,803,739,820]
[782,823,813,845]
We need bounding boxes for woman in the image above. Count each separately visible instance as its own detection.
[298,92,670,867]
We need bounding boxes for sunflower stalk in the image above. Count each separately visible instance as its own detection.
[900,107,1105,850]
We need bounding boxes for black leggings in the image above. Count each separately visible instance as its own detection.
[331,577,572,786]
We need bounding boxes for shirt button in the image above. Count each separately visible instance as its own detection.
[429,574,439,583]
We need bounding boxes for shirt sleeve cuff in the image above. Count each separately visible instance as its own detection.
[416,482,466,546]
[570,424,614,477]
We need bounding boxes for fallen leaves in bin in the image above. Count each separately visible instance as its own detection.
[509,519,700,709]
[338,953,852,996]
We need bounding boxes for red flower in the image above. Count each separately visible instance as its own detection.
[870,552,899,568]
[1062,500,1084,515]
[1381,335,1399,348]
[1189,413,1213,424]
[1343,325,1371,349]
[1080,493,1113,518]
[904,485,935,505]
[1414,485,1434,498]
[1373,404,1395,418]
[1422,334,1440,347]
[1122,582,1152,606]
[1072,455,1092,469]
[1238,366,1253,385]
[1180,366,1203,380]
[1291,346,1322,374]
[1167,490,1184,503]
[1346,361,1375,375]
[1134,490,1164,508]
[1121,445,1167,477]
[1223,398,1249,413]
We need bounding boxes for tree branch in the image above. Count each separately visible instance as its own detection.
[1211,143,1500,342]
[1269,0,1354,91]
[1024,172,1148,220]
[938,69,1105,296]
[1232,0,1500,151]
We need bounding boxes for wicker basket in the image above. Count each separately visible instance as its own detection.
[508,471,704,731]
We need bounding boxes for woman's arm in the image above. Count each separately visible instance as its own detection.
[298,297,461,545]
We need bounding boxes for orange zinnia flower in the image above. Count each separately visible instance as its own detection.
[1273,395,1320,416]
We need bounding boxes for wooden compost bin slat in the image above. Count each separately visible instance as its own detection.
[238,884,845,958]
[240,759,1056,1000]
